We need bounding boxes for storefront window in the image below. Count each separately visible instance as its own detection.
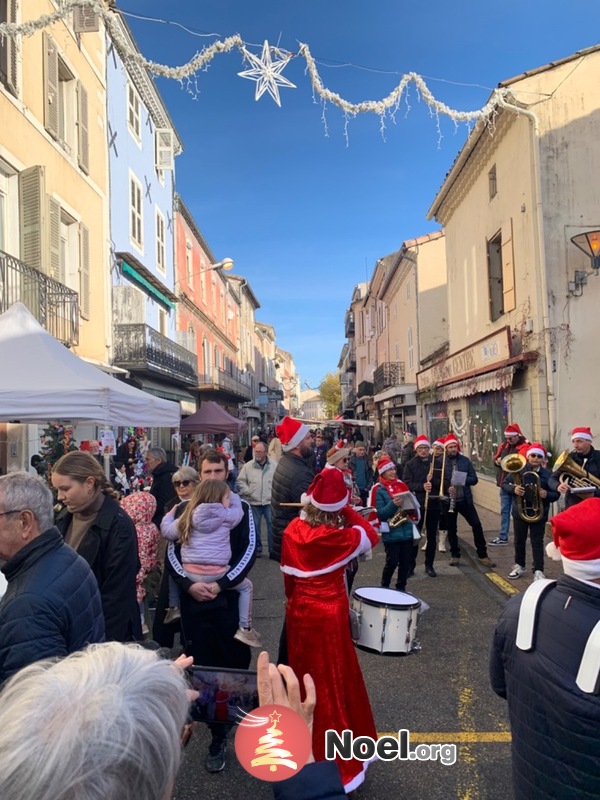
[426,402,448,443]
[468,391,507,477]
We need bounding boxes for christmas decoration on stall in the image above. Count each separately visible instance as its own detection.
[0,0,509,134]
[40,423,77,469]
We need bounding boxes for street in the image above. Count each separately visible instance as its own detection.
[173,510,516,800]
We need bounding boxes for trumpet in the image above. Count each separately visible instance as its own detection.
[552,450,600,491]
[501,453,543,523]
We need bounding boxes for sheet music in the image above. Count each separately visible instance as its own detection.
[451,470,468,487]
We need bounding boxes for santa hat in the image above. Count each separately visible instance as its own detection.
[571,427,593,442]
[326,446,351,467]
[377,455,396,475]
[306,469,349,512]
[432,438,445,448]
[547,499,600,581]
[276,417,310,452]
[526,442,546,458]
[414,435,431,449]
[504,423,523,437]
[444,433,460,450]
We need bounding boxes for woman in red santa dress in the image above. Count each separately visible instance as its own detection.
[280,468,379,792]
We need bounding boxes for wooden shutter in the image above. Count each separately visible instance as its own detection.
[155,128,174,170]
[501,219,516,314]
[44,33,59,139]
[0,0,18,96]
[73,7,99,33]
[47,196,61,282]
[79,222,90,319]
[77,81,90,174]
[19,165,45,270]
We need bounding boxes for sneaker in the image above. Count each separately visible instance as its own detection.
[489,537,509,546]
[163,607,181,625]
[205,739,226,773]
[438,537,447,553]
[478,556,496,568]
[234,627,263,648]
[533,570,546,581]
[449,556,461,566]
[508,564,527,579]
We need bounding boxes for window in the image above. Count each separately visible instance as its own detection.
[468,392,506,476]
[487,223,515,322]
[129,173,143,250]
[214,347,220,371]
[489,164,497,200]
[200,260,206,301]
[407,326,414,370]
[127,83,141,142]
[406,278,411,302]
[202,337,211,377]
[156,209,165,273]
[158,308,168,336]
[0,0,18,96]
[185,243,193,285]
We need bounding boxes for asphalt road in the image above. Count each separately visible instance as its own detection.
[172,536,513,800]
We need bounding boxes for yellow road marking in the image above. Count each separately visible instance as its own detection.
[377,731,511,743]
[486,572,520,595]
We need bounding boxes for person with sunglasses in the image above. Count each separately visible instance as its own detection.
[502,443,559,581]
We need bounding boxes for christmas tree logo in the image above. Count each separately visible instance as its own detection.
[234,703,312,782]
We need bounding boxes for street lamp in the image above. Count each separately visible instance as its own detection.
[210,258,234,271]
[569,230,600,295]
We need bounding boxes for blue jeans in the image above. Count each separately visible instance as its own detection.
[499,488,512,541]
[251,504,272,555]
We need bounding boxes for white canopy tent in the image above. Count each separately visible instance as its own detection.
[0,303,180,427]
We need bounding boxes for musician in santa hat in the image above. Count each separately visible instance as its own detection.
[491,423,529,546]
[281,468,379,792]
[549,426,600,509]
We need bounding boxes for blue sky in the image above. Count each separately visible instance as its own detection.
[120,0,600,388]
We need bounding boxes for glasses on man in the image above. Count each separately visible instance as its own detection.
[528,454,544,458]
[173,480,193,488]
[0,509,26,517]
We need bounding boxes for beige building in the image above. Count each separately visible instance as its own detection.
[426,45,600,511]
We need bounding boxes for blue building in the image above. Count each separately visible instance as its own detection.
[106,10,196,427]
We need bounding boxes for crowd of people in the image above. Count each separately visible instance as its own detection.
[1,418,599,798]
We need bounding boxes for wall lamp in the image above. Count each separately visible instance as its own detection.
[210,258,234,272]
[569,230,600,296]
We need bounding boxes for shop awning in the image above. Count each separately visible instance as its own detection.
[436,366,516,401]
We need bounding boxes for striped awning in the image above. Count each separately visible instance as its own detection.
[436,365,516,401]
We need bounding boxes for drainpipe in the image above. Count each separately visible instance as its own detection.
[497,95,556,439]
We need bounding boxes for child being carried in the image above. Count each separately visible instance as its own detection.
[161,480,262,647]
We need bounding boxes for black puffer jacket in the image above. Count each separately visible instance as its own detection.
[490,575,600,800]
[55,495,141,642]
[270,452,314,562]
[150,460,178,526]
[0,528,104,685]
[548,446,600,508]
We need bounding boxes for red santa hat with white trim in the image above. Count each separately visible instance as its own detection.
[305,469,349,512]
[526,442,546,458]
[444,433,461,450]
[377,455,397,475]
[571,427,593,442]
[504,423,523,437]
[547,498,600,581]
[276,417,310,452]
[432,437,445,448]
[414,435,431,449]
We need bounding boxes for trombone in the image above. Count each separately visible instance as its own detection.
[423,444,447,525]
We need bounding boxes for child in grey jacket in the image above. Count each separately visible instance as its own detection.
[161,480,261,647]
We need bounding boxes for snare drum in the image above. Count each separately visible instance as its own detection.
[351,586,421,654]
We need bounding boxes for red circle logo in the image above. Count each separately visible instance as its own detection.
[234,703,312,782]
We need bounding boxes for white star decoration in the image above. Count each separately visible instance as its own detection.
[238,40,296,107]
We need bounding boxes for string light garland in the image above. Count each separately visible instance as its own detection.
[0,0,510,130]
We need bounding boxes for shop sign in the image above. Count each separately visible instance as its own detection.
[417,327,511,391]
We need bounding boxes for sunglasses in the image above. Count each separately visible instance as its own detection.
[173,480,193,488]
[528,454,544,458]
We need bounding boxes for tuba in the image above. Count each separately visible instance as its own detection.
[501,453,543,523]
[552,450,600,491]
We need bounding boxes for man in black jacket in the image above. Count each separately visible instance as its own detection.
[490,499,600,800]
[270,417,314,562]
[549,426,600,509]
[145,447,178,526]
[0,472,104,685]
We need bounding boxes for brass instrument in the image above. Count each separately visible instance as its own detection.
[552,450,600,491]
[501,452,543,523]
[423,446,447,524]
[389,508,410,527]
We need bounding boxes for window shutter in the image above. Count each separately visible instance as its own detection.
[155,128,174,170]
[1,0,19,96]
[501,219,516,313]
[79,222,90,319]
[18,165,45,271]
[43,33,59,139]
[47,196,61,282]
[77,81,90,174]
[73,7,99,33]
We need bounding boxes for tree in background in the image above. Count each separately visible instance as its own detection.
[319,372,341,418]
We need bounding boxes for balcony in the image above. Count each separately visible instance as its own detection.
[0,249,79,345]
[114,324,198,386]
[374,362,405,394]
[344,310,355,337]
[346,349,357,372]
[357,380,374,397]
[198,367,253,402]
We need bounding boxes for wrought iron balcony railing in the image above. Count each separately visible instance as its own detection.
[114,323,198,386]
[0,249,79,345]
[345,310,355,337]
[198,368,253,402]
[374,362,406,394]
[357,380,374,397]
